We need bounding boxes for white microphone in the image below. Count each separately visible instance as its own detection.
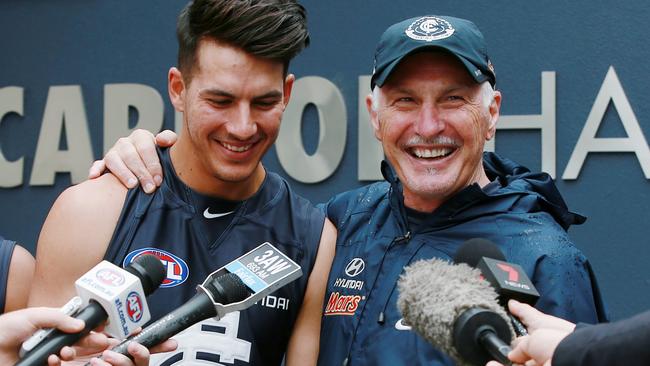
[17,254,165,366]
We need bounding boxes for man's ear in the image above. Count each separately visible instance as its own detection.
[168,67,186,112]
[485,90,501,140]
[366,93,382,141]
[283,73,296,109]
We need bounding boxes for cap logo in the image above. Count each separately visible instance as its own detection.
[405,16,455,42]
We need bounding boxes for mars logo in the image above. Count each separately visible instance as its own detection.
[126,291,144,322]
[324,292,363,316]
[405,16,455,42]
[124,248,189,288]
[96,268,125,287]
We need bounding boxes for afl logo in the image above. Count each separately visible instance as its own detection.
[124,248,189,288]
[345,258,365,277]
[126,291,144,322]
[405,16,455,42]
[96,268,125,287]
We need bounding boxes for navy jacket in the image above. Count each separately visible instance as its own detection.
[318,152,607,366]
[553,310,650,366]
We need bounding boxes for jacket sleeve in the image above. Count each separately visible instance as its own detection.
[552,310,650,366]
[531,241,609,324]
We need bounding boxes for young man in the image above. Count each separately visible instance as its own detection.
[28,1,335,365]
[97,15,606,366]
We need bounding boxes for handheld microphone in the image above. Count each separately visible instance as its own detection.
[397,258,514,366]
[454,238,540,335]
[17,254,165,366]
[105,241,303,360]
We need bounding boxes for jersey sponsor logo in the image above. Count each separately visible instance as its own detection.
[405,16,455,42]
[203,207,235,219]
[126,291,144,322]
[344,258,365,277]
[149,312,251,365]
[334,277,364,290]
[324,291,363,316]
[395,318,412,331]
[124,248,189,288]
[95,268,125,287]
[258,295,290,311]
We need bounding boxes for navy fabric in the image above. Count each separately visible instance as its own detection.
[553,310,650,366]
[0,235,16,314]
[104,148,325,366]
[318,152,607,366]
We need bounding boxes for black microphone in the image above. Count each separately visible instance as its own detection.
[102,241,303,361]
[454,238,540,335]
[17,254,165,366]
[108,272,251,357]
[397,258,514,366]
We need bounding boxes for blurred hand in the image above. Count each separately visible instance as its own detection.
[48,328,177,366]
[88,129,178,193]
[508,300,575,334]
[486,328,569,366]
[485,300,575,366]
[0,307,85,365]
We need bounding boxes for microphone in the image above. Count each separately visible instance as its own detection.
[454,238,540,335]
[397,258,514,366]
[105,241,303,360]
[17,254,165,366]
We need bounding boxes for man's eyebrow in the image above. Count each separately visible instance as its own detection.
[253,90,283,100]
[199,89,283,100]
[200,88,235,98]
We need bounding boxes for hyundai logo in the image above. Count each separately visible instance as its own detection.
[345,258,365,277]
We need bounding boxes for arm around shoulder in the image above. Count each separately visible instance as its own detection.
[28,174,128,307]
[285,218,336,366]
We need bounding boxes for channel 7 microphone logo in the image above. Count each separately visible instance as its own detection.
[478,257,540,305]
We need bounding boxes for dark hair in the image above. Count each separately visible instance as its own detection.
[176,0,310,81]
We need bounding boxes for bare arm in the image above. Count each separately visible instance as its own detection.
[88,129,177,193]
[4,244,35,312]
[28,174,127,307]
[285,219,336,366]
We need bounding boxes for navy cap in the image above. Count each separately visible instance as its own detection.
[371,15,496,89]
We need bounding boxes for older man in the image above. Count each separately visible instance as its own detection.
[96,15,606,366]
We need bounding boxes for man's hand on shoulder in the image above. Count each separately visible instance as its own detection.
[88,129,177,194]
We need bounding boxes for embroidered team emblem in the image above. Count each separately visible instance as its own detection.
[405,16,455,42]
[124,247,189,288]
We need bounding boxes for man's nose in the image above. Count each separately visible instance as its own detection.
[228,103,258,139]
[414,104,444,137]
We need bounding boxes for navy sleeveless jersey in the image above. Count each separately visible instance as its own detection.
[104,149,325,366]
[0,235,16,314]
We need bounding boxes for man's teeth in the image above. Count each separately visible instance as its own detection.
[412,147,453,158]
[222,142,252,152]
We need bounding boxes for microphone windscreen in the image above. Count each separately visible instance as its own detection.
[453,238,505,267]
[125,254,166,295]
[397,258,510,365]
[205,272,252,304]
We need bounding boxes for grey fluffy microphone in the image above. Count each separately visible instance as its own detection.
[397,258,514,366]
